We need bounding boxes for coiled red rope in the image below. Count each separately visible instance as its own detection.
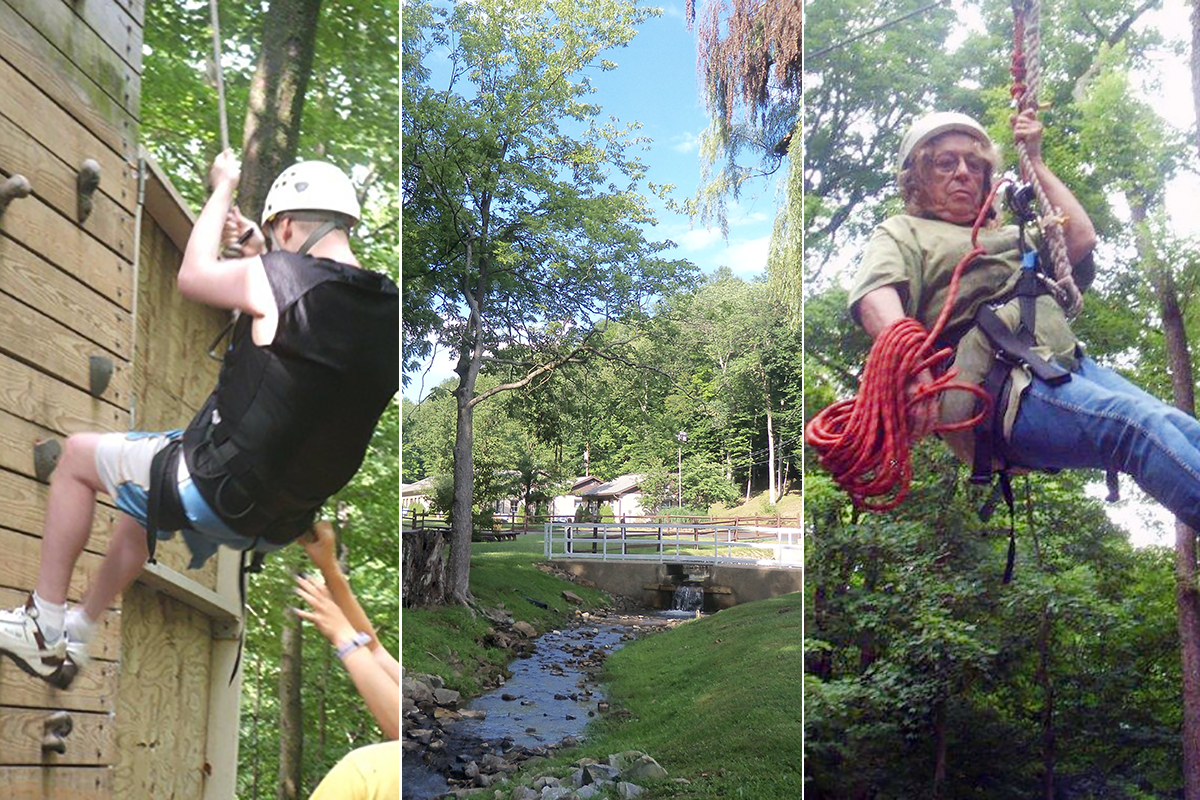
[805,182,1008,511]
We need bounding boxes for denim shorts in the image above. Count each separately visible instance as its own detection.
[1005,357,1200,531]
[94,431,285,568]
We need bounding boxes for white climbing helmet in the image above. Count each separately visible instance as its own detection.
[897,111,994,172]
[261,161,361,227]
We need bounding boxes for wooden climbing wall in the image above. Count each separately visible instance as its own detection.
[0,0,142,796]
[0,1,244,798]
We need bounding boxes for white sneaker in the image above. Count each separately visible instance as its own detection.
[0,597,71,688]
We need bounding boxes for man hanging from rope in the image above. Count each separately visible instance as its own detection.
[809,107,1200,544]
[0,151,398,688]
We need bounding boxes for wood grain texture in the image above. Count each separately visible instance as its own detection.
[0,526,113,595]
[0,650,117,713]
[0,4,137,165]
[0,350,125,435]
[0,708,115,765]
[113,585,211,800]
[0,110,134,260]
[0,192,132,313]
[0,765,111,798]
[0,290,131,409]
[0,230,129,358]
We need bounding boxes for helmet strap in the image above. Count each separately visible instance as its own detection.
[297,218,341,256]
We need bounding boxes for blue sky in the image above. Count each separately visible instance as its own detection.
[402,1,782,402]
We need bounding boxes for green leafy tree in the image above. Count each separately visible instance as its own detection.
[402,0,696,605]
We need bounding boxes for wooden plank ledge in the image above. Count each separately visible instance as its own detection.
[136,561,240,625]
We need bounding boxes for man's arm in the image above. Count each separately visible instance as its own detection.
[1012,109,1097,266]
[855,284,938,438]
[178,150,274,316]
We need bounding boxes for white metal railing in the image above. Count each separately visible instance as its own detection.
[543,522,802,567]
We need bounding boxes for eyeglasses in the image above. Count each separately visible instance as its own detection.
[931,152,988,177]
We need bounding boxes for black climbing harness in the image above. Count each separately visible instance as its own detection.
[967,183,1073,582]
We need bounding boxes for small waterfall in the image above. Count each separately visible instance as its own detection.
[672,583,704,613]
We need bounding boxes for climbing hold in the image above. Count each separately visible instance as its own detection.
[42,710,73,755]
[77,159,102,223]
[89,355,113,397]
[33,439,61,483]
[0,174,31,216]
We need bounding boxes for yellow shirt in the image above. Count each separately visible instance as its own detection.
[847,215,1081,463]
[308,741,400,800]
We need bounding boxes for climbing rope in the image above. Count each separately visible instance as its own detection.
[1010,0,1082,316]
[210,0,230,152]
[804,182,1006,511]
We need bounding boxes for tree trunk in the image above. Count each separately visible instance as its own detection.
[1192,0,1200,161]
[240,0,323,222]
[402,528,446,606]
[277,609,304,800]
[765,405,777,505]
[448,374,478,604]
[1037,607,1055,800]
[932,695,948,800]
[1136,200,1200,798]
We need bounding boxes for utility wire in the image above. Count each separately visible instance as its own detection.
[807,0,953,61]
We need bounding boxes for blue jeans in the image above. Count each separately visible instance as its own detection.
[1005,357,1200,531]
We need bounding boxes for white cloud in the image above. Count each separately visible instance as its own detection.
[671,131,699,154]
[718,236,772,278]
[678,226,722,251]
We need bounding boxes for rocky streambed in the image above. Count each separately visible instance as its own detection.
[402,597,688,800]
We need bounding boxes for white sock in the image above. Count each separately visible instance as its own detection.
[31,592,65,643]
[65,607,97,645]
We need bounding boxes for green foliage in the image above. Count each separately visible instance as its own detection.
[409,501,427,516]
[598,504,615,523]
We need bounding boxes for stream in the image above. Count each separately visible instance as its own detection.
[403,613,683,800]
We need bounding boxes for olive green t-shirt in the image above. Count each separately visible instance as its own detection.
[847,215,1081,464]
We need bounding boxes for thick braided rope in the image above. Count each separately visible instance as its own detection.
[1011,0,1082,316]
[804,185,1007,511]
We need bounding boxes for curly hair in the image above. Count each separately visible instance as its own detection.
[897,132,1002,223]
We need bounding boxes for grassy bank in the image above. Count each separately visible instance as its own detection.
[402,535,611,695]
[576,594,805,799]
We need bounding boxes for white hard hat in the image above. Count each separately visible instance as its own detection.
[261,161,361,226]
[897,112,993,172]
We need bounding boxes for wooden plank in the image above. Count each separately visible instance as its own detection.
[114,585,211,800]
[0,0,141,127]
[139,563,237,622]
[0,587,119,662]
[0,196,131,314]
[0,290,131,409]
[0,8,136,168]
[0,645,117,713]
[0,514,115,585]
[108,0,145,29]
[0,235,129,359]
[0,765,111,798]
[0,351,125,435]
[0,111,134,261]
[0,709,115,766]
[0,37,136,204]
[35,0,144,74]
